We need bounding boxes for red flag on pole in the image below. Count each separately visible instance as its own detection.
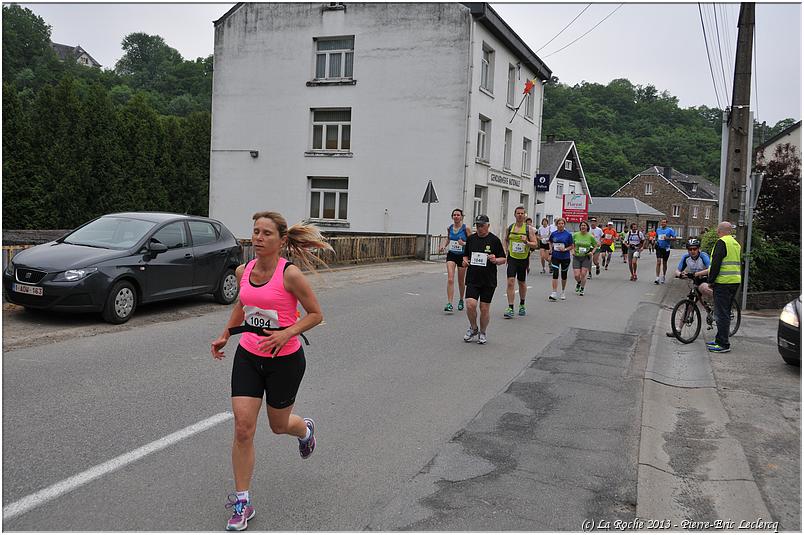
[523,79,535,95]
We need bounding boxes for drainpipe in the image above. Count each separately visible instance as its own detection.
[461,12,474,214]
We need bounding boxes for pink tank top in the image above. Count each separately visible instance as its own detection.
[237,257,302,357]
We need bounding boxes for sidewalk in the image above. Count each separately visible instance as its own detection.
[638,295,799,530]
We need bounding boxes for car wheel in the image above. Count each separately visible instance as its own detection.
[213,268,239,304]
[102,280,137,324]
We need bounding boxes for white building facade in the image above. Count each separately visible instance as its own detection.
[209,2,551,238]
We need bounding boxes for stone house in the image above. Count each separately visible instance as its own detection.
[50,42,101,68]
[611,166,718,238]
[587,197,664,234]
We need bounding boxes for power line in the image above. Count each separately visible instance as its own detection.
[720,4,736,80]
[703,5,729,106]
[713,4,732,103]
[535,4,592,53]
[542,4,623,59]
[698,3,723,109]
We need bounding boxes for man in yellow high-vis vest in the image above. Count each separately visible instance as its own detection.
[705,221,742,353]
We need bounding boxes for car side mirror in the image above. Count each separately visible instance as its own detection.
[148,242,168,255]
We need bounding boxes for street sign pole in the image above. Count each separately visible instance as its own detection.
[741,173,763,310]
[421,180,439,261]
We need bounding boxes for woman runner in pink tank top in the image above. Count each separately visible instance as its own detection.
[211,211,332,531]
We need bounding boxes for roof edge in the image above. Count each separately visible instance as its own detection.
[214,2,245,26]
[754,120,802,154]
[462,3,551,81]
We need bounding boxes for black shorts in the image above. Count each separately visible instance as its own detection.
[656,247,671,260]
[506,256,529,281]
[465,284,495,303]
[446,252,464,265]
[232,345,306,408]
[550,257,571,279]
[600,244,613,253]
[539,242,550,250]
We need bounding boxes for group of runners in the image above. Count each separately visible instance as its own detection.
[206,208,736,531]
[437,209,701,345]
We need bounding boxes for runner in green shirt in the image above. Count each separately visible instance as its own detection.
[572,222,597,296]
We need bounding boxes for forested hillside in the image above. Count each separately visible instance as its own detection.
[2,4,796,230]
[541,78,796,196]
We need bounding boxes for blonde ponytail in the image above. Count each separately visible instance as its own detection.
[252,211,334,272]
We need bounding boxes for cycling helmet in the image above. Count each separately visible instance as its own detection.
[686,238,701,248]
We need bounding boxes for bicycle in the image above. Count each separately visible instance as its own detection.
[670,275,741,343]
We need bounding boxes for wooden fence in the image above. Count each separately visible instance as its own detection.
[2,234,451,272]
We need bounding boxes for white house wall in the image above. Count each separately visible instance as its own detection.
[464,20,542,236]
[210,3,473,238]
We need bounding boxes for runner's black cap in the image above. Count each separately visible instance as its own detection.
[475,214,490,225]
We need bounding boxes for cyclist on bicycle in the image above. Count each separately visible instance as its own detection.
[674,238,710,284]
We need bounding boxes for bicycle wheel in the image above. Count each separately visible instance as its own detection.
[671,298,702,343]
[729,298,742,336]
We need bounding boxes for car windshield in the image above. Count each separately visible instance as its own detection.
[63,217,158,250]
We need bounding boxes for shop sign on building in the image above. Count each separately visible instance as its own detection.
[562,193,589,222]
[488,169,522,191]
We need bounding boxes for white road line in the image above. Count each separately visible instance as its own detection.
[3,411,233,521]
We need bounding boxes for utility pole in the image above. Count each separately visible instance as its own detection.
[721,2,755,248]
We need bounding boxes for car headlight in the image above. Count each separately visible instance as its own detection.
[4,259,15,276]
[780,302,799,328]
[53,267,98,282]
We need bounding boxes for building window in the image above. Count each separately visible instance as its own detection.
[315,37,354,80]
[688,226,700,237]
[645,182,653,195]
[507,64,516,106]
[568,183,577,194]
[704,206,711,219]
[556,180,564,199]
[564,159,572,171]
[476,115,490,161]
[613,219,626,232]
[500,190,510,231]
[311,109,351,151]
[480,43,494,93]
[521,138,532,176]
[672,204,680,217]
[503,128,512,170]
[524,84,534,119]
[691,183,698,193]
[692,205,699,218]
[309,177,348,220]
[520,193,529,214]
[473,185,487,223]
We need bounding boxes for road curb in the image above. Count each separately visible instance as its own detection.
[637,302,772,523]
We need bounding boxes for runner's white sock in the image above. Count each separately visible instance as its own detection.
[236,490,250,503]
[301,426,312,442]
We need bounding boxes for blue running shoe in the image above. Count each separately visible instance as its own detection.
[504,306,514,318]
[226,495,255,531]
[457,299,464,311]
[706,341,718,346]
[707,344,731,353]
[299,418,316,459]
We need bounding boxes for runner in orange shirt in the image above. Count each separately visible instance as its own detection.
[599,222,619,270]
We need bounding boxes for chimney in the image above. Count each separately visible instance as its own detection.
[663,166,673,181]
[547,134,556,144]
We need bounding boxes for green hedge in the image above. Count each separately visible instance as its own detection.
[700,227,800,292]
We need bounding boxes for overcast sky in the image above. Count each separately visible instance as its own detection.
[21,2,802,126]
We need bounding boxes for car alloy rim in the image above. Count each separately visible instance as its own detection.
[223,273,238,300]
[115,288,134,318]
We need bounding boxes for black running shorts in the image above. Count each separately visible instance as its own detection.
[539,242,550,251]
[656,247,671,260]
[506,256,529,282]
[446,252,464,265]
[551,257,571,280]
[232,345,306,408]
[465,284,495,303]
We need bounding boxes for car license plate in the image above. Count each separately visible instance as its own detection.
[13,283,43,296]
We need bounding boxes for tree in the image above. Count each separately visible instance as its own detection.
[753,143,801,243]
[2,4,57,82]
[114,33,184,93]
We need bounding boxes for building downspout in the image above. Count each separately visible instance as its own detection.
[534,79,546,214]
[461,13,474,213]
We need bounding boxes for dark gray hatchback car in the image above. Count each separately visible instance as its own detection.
[3,212,242,323]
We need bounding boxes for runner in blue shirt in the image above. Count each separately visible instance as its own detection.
[654,218,677,284]
[548,218,574,301]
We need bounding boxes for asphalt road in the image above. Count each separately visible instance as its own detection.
[2,251,798,530]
